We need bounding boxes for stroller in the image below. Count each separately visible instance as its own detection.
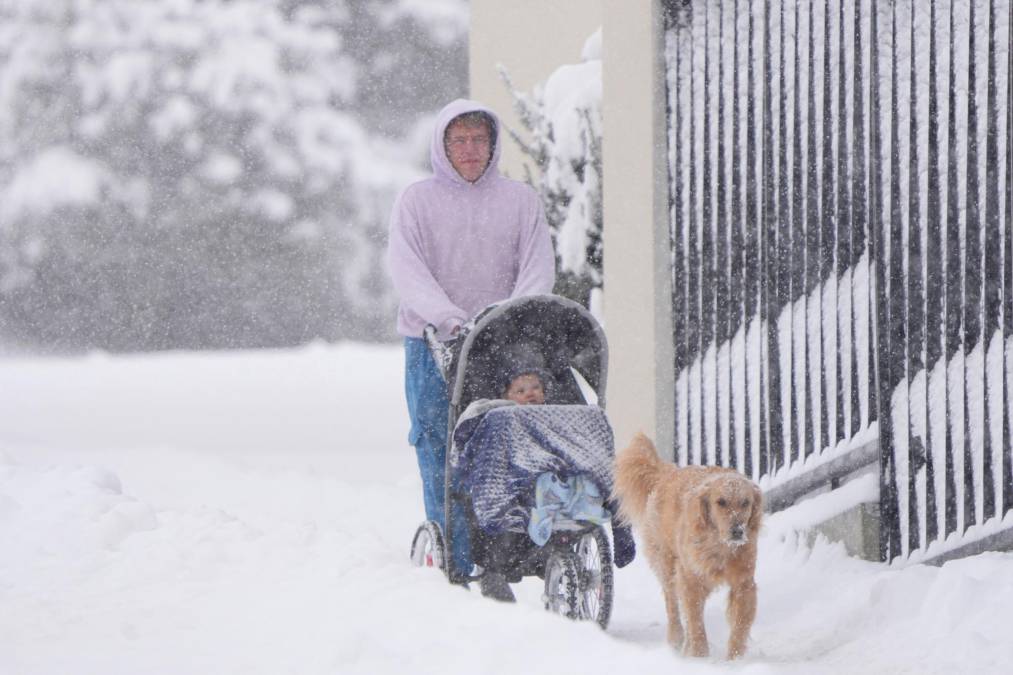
[409,294,621,628]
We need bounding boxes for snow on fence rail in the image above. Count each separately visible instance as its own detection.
[662,0,1011,562]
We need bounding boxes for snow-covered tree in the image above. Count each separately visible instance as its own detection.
[0,0,466,351]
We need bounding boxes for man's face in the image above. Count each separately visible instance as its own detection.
[445,119,492,183]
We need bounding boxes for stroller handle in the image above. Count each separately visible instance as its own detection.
[423,324,458,383]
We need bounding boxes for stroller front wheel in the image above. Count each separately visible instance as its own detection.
[410,520,446,571]
[575,526,614,629]
[543,551,580,620]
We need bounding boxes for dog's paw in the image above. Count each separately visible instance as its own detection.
[683,642,710,658]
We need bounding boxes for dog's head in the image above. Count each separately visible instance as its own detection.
[690,473,762,547]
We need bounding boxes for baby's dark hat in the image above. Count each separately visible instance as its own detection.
[498,342,548,391]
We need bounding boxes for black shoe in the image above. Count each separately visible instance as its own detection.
[479,572,516,602]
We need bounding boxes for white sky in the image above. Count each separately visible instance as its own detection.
[1,344,1011,674]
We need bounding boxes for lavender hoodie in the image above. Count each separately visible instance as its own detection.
[387,99,556,339]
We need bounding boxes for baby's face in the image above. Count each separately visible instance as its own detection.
[505,373,545,405]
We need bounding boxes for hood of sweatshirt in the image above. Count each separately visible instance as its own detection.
[430,98,502,187]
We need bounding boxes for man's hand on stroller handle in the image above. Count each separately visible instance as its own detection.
[423,324,458,381]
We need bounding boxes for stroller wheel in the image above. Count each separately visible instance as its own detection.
[410,521,446,571]
[575,526,614,629]
[543,551,580,620]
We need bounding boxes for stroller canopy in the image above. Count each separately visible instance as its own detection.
[449,294,608,411]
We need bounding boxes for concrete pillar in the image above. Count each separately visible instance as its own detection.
[601,0,674,458]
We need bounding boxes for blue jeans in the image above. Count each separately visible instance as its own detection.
[404,337,472,577]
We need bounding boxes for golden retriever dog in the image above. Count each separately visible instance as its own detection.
[613,432,762,659]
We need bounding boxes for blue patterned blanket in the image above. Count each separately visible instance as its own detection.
[451,403,616,536]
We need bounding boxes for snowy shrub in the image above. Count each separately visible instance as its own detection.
[500,29,602,311]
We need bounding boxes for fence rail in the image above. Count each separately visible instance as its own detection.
[663,0,1011,562]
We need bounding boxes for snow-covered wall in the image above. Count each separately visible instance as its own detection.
[664,0,1011,562]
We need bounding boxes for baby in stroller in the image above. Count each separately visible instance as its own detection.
[502,369,546,405]
[411,295,635,625]
[448,360,550,601]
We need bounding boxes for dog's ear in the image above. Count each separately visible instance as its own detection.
[701,493,712,528]
[688,485,712,532]
[747,483,763,533]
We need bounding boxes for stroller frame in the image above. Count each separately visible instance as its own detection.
[410,294,615,627]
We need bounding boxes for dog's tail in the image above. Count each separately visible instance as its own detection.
[612,432,665,526]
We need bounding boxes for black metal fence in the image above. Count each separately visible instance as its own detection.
[663,0,1011,562]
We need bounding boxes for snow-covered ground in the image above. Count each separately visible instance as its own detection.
[1,343,1011,674]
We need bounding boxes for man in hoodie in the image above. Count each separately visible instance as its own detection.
[388,99,555,601]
